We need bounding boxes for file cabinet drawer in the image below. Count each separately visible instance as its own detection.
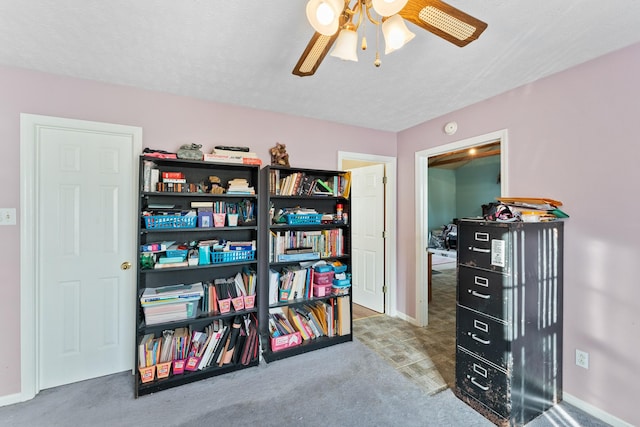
[456,306,509,368]
[458,223,510,274]
[458,266,512,322]
[456,349,509,418]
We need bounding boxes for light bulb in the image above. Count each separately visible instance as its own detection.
[387,28,404,49]
[316,2,335,25]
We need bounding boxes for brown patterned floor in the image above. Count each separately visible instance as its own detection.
[353,265,457,395]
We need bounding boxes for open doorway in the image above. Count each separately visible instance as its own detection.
[414,129,509,326]
[338,152,397,318]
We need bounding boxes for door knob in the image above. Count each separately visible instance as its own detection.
[121,261,132,270]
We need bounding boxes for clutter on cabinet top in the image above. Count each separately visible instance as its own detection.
[203,146,262,166]
[143,148,177,159]
[177,143,204,160]
[483,197,569,222]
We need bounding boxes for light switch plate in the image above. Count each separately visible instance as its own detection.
[0,208,17,225]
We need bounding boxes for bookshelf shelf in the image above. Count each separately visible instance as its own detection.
[258,165,353,363]
[135,156,260,397]
[138,307,259,334]
[137,359,260,397]
[140,225,257,234]
[262,334,352,363]
[140,259,258,274]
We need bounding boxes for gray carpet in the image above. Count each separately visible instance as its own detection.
[0,339,608,427]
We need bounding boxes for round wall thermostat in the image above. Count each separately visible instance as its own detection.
[444,121,458,135]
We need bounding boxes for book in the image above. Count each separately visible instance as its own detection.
[140,282,204,303]
[213,148,257,158]
[150,169,160,192]
[285,247,314,254]
[269,269,280,305]
[153,261,189,269]
[191,201,214,208]
[138,333,155,368]
[337,295,351,336]
[203,153,262,165]
[162,171,185,179]
[143,161,154,192]
[278,252,320,262]
[228,241,255,251]
[140,240,175,252]
[341,171,352,198]
[315,179,333,193]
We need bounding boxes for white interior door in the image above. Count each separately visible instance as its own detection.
[350,164,385,313]
[36,118,138,389]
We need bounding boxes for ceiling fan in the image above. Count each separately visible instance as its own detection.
[293,0,487,77]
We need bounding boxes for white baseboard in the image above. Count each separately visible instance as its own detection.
[394,311,419,326]
[563,392,632,427]
[0,391,31,408]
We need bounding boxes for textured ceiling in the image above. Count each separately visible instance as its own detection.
[1,1,640,132]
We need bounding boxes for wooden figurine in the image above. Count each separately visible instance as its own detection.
[269,142,290,167]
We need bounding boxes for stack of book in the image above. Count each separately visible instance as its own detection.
[226,178,255,195]
[151,171,199,193]
[203,147,262,166]
[140,282,204,325]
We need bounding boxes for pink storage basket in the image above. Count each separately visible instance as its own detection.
[313,270,334,285]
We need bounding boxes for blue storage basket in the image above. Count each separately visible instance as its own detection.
[332,278,351,287]
[211,250,256,264]
[332,264,347,274]
[285,213,323,225]
[166,248,189,258]
[144,215,197,229]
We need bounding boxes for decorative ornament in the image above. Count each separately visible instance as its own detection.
[269,142,290,167]
[176,143,204,160]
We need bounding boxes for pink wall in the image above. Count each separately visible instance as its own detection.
[398,43,640,425]
[0,66,396,397]
[2,40,639,423]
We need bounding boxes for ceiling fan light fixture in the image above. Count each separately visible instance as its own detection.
[330,28,359,61]
[382,14,415,54]
[371,0,409,17]
[306,0,344,36]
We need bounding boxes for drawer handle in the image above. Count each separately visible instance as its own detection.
[470,376,489,391]
[470,333,490,345]
[474,232,489,242]
[469,246,490,253]
[469,290,490,299]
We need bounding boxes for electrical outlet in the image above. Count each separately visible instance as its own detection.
[576,349,589,369]
[0,208,16,226]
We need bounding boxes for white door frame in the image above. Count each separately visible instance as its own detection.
[414,129,509,326]
[19,114,142,401]
[338,152,397,317]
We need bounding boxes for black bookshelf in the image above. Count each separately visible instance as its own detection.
[258,165,353,363]
[135,156,260,397]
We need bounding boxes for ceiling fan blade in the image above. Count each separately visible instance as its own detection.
[400,0,487,47]
[292,31,340,77]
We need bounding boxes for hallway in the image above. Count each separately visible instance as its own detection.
[353,265,457,395]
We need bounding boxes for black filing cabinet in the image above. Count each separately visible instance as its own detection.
[454,220,564,426]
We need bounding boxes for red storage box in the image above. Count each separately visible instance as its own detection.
[313,282,333,297]
[313,270,334,285]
